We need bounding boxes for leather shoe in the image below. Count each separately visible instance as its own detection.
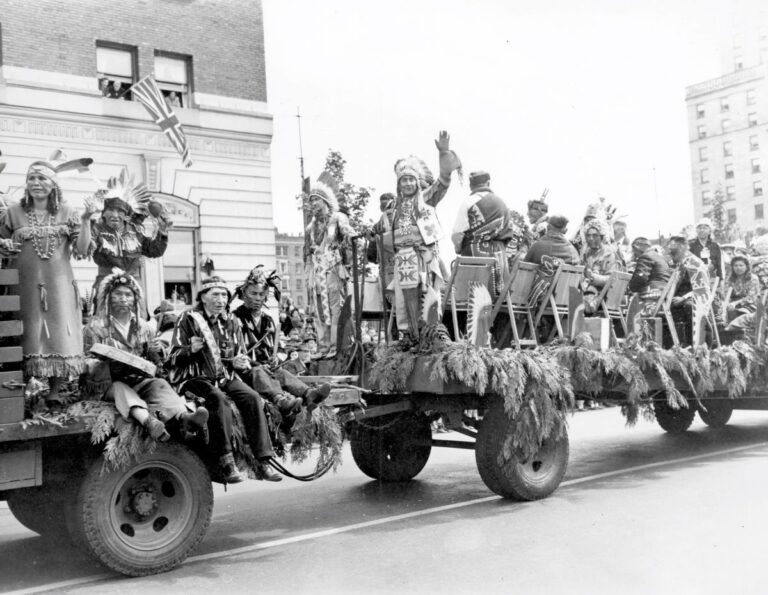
[255,460,282,482]
[218,453,246,484]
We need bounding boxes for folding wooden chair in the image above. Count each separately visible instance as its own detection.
[490,259,539,348]
[442,256,498,340]
[645,271,680,346]
[534,263,585,340]
[594,271,632,345]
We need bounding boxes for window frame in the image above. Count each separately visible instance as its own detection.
[698,146,708,162]
[154,50,194,108]
[756,204,764,220]
[723,141,732,157]
[754,181,764,197]
[95,41,139,100]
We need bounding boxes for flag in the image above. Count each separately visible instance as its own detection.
[131,75,193,168]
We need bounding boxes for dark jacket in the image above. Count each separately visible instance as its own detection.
[628,248,672,293]
[688,238,722,279]
[523,231,580,266]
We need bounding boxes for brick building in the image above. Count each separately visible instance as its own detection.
[0,0,274,307]
[275,230,306,308]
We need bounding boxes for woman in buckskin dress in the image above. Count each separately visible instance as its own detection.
[0,154,94,405]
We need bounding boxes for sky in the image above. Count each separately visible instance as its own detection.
[262,0,758,242]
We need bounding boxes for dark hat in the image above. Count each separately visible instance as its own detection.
[197,276,231,302]
[632,236,651,247]
[548,214,569,230]
[668,234,687,243]
[469,171,491,190]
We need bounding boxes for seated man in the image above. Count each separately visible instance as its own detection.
[581,218,622,314]
[232,266,331,420]
[83,270,208,442]
[523,215,580,266]
[667,235,711,345]
[168,276,281,483]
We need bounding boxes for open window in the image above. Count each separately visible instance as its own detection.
[96,43,137,100]
[155,52,192,108]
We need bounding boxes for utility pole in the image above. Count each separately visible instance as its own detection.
[296,107,306,191]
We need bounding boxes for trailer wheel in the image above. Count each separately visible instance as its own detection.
[7,483,76,541]
[475,398,569,501]
[350,412,432,481]
[654,401,696,434]
[69,442,213,577]
[698,400,733,428]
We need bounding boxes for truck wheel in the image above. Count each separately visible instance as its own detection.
[475,398,569,501]
[7,484,76,540]
[350,412,431,481]
[654,401,696,434]
[69,442,213,577]
[698,400,733,428]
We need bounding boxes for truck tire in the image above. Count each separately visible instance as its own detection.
[69,442,213,576]
[698,400,733,428]
[7,484,76,541]
[475,398,569,501]
[654,401,696,434]
[350,412,431,481]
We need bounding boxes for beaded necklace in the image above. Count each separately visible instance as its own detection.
[27,209,58,260]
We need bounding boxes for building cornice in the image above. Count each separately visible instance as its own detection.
[685,65,766,99]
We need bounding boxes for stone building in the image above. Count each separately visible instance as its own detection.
[275,230,306,308]
[0,0,274,307]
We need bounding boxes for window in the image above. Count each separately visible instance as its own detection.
[295,262,303,274]
[728,208,737,224]
[699,146,708,161]
[296,295,304,307]
[747,89,757,105]
[698,125,707,139]
[96,43,137,100]
[726,186,736,201]
[702,190,711,205]
[753,158,761,174]
[281,279,289,291]
[720,97,730,112]
[294,246,302,258]
[749,112,758,127]
[154,52,191,108]
[756,204,765,220]
[722,119,731,132]
[755,181,764,197]
[751,135,760,150]
[276,246,288,257]
[724,163,734,179]
[700,169,709,184]
[723,141,733,157]
[696,104,705,118]
[735,57,744,70]
[295,279,303,291]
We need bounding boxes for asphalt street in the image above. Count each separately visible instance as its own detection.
[3,407,768,594]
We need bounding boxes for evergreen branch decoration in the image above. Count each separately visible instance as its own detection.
[288,405,345,472]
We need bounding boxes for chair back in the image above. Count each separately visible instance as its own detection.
[601,271,632,311]
[445,256,497,310]
[649,270,679,318]
[507,261,540,307]
[550,264,585,307]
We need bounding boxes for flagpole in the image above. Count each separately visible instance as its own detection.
[296,107,305,191]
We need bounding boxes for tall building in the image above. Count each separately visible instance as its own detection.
[0,0,274,308]
[685,6,768,233]
[275,231,306,308]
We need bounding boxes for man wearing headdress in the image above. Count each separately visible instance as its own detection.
[88,170,172,305]
[527,192,549,239]
[82,270,208,442]
[371,130,462,341]
[168,276,281,483]
[232,266,331,420]
[306,172,355,359]
[581,218,622,313]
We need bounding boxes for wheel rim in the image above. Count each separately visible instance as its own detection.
[510,438,561,487]
[108,461,195,552]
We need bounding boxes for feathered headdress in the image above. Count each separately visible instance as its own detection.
[96,168,154,218]
[94,268,144,317]
[234,265,281,303]
[27,149,93,182]
[394,155,434,189]
[309,171,340,213]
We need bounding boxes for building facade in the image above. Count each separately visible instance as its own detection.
[686,9,768,233]
[275,231,306,308]
[0,0,274,308]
